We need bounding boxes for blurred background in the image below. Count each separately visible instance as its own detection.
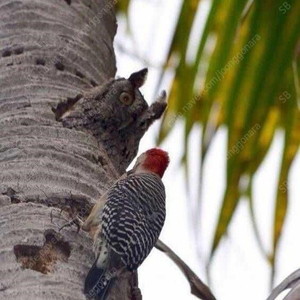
[114,0,300,299]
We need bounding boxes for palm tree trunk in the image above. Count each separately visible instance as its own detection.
[0,1,140,299]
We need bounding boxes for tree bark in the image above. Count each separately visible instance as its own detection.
[0,1,153,299]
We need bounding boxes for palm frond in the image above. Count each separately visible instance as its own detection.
[116,0,300,283]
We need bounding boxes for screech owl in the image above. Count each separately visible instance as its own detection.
[52,69,167,173]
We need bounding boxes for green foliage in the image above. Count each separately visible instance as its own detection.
[116,0,300,283]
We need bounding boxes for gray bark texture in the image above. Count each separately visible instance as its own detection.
[0,1,165,299]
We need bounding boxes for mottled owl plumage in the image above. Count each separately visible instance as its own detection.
[52,69,167,172]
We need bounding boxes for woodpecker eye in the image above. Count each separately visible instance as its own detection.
[119,92,134,105]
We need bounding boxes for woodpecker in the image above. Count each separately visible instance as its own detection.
[82,148,169,300]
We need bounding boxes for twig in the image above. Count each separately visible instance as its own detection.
[155,239,217,300]
[266,269,300,300]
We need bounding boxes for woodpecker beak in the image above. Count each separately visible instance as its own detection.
[127,162,140,175]
[129,153,146,173]
[126,169,135,176]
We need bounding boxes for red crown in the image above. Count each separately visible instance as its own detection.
[144,148,169,178]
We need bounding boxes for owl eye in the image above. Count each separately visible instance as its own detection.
[119,92,134,105]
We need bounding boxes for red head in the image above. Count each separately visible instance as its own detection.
[140,148,169,178]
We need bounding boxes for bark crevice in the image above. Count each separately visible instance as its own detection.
[13,229,71,275]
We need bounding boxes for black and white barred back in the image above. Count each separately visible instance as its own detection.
[101,172,166,271]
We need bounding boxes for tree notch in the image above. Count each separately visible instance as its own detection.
[13,230,71,275]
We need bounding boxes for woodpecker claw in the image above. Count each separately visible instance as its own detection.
[59,216,82,233]
[50,208,83,233]
[50,208,65,224]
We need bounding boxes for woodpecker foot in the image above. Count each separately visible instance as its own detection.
[50,208,64,224]
[50,208,82,233]
[58,217,81,233]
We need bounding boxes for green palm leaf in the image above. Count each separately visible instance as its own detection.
[116,0,300,283]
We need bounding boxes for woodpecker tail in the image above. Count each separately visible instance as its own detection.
[84,261,116,300]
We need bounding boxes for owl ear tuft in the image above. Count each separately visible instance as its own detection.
[128,68,148,88]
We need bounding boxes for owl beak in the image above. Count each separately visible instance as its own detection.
[128,68,148,88]
[118,115,135,130]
